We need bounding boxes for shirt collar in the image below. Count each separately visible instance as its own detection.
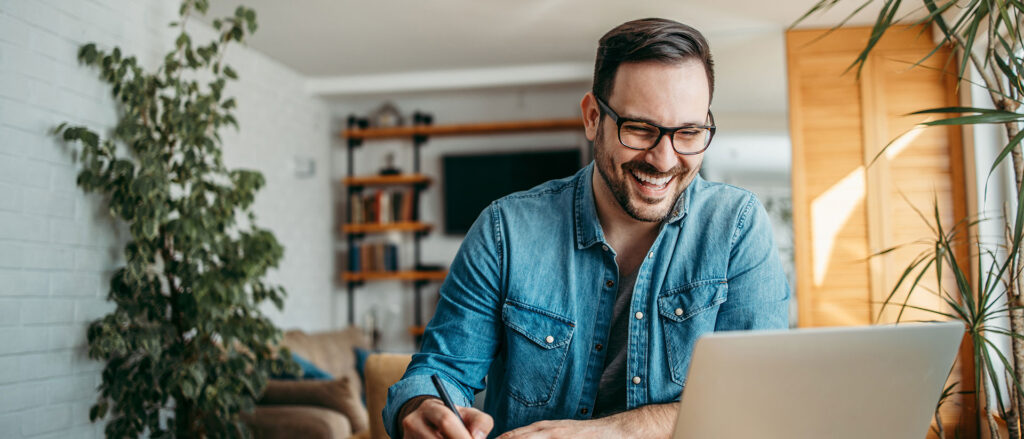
[574,161,696,250]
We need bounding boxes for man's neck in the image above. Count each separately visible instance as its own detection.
[592,170,661,271]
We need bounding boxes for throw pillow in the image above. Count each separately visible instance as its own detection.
[259,376,369,434]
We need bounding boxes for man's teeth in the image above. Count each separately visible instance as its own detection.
[631,171,672,187]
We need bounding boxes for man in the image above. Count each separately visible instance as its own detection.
[384,18,790,439]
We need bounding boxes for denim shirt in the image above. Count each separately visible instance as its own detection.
[384,162,790,437]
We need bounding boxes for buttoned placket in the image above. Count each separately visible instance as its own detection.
[578,239,619,419]
[625,224,670,411]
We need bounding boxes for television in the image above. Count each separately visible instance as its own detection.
[442,149,583,235]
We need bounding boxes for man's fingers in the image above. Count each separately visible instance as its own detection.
[402,413,442,439]
[458,406,494,439]
[422,399,474,439]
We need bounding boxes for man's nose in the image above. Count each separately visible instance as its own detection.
[645,133,680,172]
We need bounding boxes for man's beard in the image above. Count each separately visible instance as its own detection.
[594,123,688,223]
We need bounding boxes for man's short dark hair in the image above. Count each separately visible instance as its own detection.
[593,18,715,104]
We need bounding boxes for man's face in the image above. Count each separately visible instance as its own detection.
[586,60,711,223]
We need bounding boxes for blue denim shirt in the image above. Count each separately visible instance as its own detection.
[384,162,790,437]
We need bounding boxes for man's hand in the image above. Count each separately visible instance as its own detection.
[497,403,678,439]
[497,418,622,439]
[400,396,494,439]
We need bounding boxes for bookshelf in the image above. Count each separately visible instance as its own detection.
[341,115,585,342]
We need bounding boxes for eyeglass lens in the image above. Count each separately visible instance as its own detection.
[618,121,711,154]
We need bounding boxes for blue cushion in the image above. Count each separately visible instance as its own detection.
[273,352,333,380]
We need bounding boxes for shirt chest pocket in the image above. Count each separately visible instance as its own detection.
[501,300,575,406]
[658,280,728,386]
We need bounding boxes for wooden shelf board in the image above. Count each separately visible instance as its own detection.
[342,270,448,282]
[343,118,583,140]
[344,174,431,186]
[342,221,432,234]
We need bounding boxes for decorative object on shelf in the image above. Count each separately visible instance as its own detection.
[362,307,382,349]
[54,2,296,437]
[415,263,445,272]
[347,114,370,130]
[369,101,405,127]
[412,111,433,126]
[379,152,402,176]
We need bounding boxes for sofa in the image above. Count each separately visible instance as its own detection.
[242,327,413,439]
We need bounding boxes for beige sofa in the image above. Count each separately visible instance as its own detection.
[242,327,413,439]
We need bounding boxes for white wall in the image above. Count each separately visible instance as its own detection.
[330,85,794,351]
[0,1,332,437]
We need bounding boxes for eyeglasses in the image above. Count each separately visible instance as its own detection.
[595,96,716,155]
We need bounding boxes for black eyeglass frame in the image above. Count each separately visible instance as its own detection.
[595,96,716,155]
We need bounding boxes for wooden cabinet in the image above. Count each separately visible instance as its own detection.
[787,25,969,327]
[787,25,974,435]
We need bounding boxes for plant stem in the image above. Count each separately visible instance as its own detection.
[1007,122,1024,439]
[958,32,1024,438]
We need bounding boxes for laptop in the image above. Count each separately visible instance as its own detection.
[671,321,964,439]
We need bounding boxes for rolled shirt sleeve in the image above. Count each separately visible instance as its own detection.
[383,203,505,437]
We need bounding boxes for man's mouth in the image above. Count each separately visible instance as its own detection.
[630,169,675,190]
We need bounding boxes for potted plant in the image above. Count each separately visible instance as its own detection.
[56,0,295,436]
[796,2,1024,438]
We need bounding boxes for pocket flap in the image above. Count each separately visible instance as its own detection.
[658,280,728,322]
[502,301,575,349]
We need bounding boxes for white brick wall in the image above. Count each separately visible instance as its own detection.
[0,1,333,437]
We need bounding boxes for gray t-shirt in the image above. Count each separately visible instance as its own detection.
[592,269,639,418]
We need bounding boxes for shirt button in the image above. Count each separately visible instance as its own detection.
[595,344,603,351]
[606,280,614,288]
[635,311,644,320]
[632,376,642,384]
[602,245,609,252]
[580,407,589,415]
[675,308,684,316]
[648,252,654,259]
[545,335,554,344]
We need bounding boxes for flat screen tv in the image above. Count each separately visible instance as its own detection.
[442,149,582,235]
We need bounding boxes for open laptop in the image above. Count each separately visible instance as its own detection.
[672,321,964,439]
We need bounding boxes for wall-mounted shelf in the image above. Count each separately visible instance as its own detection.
[342,221,432,234]
[342,118,583,140]
[344,174,431,187]
[341,270,448,283]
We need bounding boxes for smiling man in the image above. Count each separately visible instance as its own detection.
[384,18,790,439]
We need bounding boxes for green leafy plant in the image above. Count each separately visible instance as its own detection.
[796,1,1024,438]
[55,1,296,437]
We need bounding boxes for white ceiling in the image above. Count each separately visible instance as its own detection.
[205,0,892,77]
[201,1,918,111]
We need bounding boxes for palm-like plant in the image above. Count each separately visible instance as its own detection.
[796,1,1024,438]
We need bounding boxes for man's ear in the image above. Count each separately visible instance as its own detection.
[580,92,601,142]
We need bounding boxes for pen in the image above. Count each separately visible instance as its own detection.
[431,374,466,425]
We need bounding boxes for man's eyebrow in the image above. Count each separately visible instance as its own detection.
[619,112,706,127]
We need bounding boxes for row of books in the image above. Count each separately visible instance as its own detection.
[349,190,416,224]
[348,242,399,272]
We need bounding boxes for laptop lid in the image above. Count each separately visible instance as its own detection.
[672,321,964,439]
